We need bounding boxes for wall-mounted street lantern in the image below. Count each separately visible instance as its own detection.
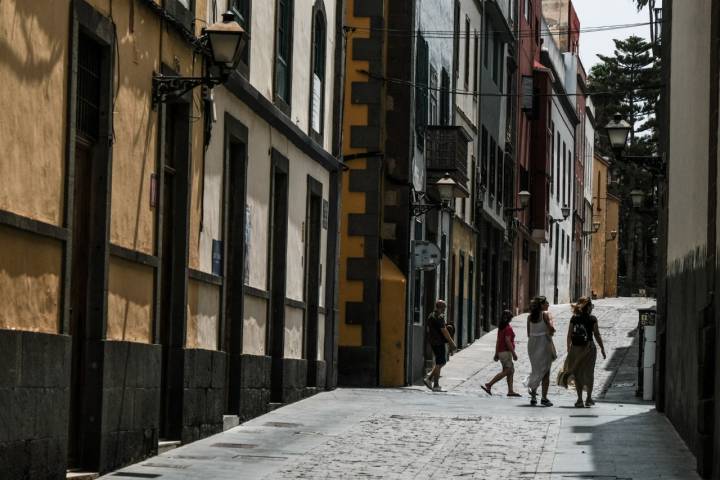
[411,173,464,217]
[605,112,632,152]
[630,189,646,208]
[152,12,246,106]
[549,204,571,225]
[582,220,602,236]
[504,190,531,213]
[607,230,618,241]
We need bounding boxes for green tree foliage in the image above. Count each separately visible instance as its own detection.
[588,35,661,156]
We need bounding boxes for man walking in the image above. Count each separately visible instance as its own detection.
[424,300,457,392]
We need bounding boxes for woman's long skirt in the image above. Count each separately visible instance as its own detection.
[527,335,554,391]
[557,342,597,392]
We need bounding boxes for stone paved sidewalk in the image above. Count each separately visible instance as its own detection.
[103,298,699,480]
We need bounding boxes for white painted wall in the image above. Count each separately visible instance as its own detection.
[539,91,575,305]
[200,0,337,358]
[210,0,337,152]
[667,0,712,266]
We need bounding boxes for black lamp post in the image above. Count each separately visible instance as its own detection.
[604,112,664,297]
[152,12,246,106]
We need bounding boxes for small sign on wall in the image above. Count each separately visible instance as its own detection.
[244,205,252,283]
[212,239,223,276]
[322,200,329,229]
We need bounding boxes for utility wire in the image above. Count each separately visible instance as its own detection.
[344,21,662,40]
[357,70,663,98]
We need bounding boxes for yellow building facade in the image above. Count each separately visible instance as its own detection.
[0,0,343,477]
[590,154,619,298]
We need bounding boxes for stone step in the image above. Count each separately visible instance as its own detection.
[158,440,182,455]
[66,472,99,480]
[268,402,285,411]
[223,414,240,431]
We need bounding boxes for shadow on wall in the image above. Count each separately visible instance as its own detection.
[0,0,66,84]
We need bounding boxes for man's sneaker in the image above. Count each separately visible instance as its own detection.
[423,376,433,391]
[530,390,537,406]
[585,398,596,407]
[575,400,585,408]
[432,385,444,392]
[541,398,553,407]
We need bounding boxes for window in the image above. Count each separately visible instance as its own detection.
[415,34,429,142]
[555,133,560,197]
[471,157,476,222]
[473,32,479,95]
[492,35,499,84]
[440,68,450,126]
[525,0,531,22]
[484,17,490,68]
[274,0,294,110]
[497,145,504,205]
[561,230,564,258]
[489,137,496,199]
[167,0,194,30]
[562,146,566,203]
[232,0,251,73]
[550,122,555,191]
[429,66,438,125]
[464,17,470,87]
[77,33,102,142]
[310,5,326,139]
[453,1,460,78]
[481,127,488,190]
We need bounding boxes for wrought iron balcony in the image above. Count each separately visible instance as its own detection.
[425,126,471,188]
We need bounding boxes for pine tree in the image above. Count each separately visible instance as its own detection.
[588,35,661,156]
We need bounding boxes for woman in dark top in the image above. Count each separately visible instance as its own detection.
[557,297,607,407]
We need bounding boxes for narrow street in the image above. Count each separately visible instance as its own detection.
[104,298,697,480]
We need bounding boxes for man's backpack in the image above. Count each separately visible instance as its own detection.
[570,317,590,346]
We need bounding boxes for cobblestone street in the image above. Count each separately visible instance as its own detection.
[104,298,699,480]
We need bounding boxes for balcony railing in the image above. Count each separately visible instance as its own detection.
[425,126,471,187]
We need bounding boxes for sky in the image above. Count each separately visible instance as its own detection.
[572,0,661,71]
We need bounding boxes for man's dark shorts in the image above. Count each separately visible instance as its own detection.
[431,344,447,366]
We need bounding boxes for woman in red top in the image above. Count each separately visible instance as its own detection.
[481,310,521,397]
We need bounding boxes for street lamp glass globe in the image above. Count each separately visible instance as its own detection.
[593,221,601,232]
[206,12,246,67]
[561,204,571,219]
[435,174,458,201]
[518,190,531,208]
[605,113,632,151]
[630,189,645,208]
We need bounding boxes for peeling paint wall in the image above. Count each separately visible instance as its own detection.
[0,226,62,333]
[106,257,154,343]
[242,295,267,356]
[0,0,69,227]
[284,306,304,359]
[186,279,220,350]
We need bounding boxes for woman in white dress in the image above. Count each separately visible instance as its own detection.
[526,296,556,406]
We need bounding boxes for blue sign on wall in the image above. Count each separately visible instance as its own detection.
[212,239,223,276]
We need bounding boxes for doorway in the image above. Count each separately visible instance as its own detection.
[457,253,465,347]
[223,116,248,414]
[305,178,322,387]
[268,152,289,403]
[67,29,111,470]
[68,139,93,468]
[158,101,190,440]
